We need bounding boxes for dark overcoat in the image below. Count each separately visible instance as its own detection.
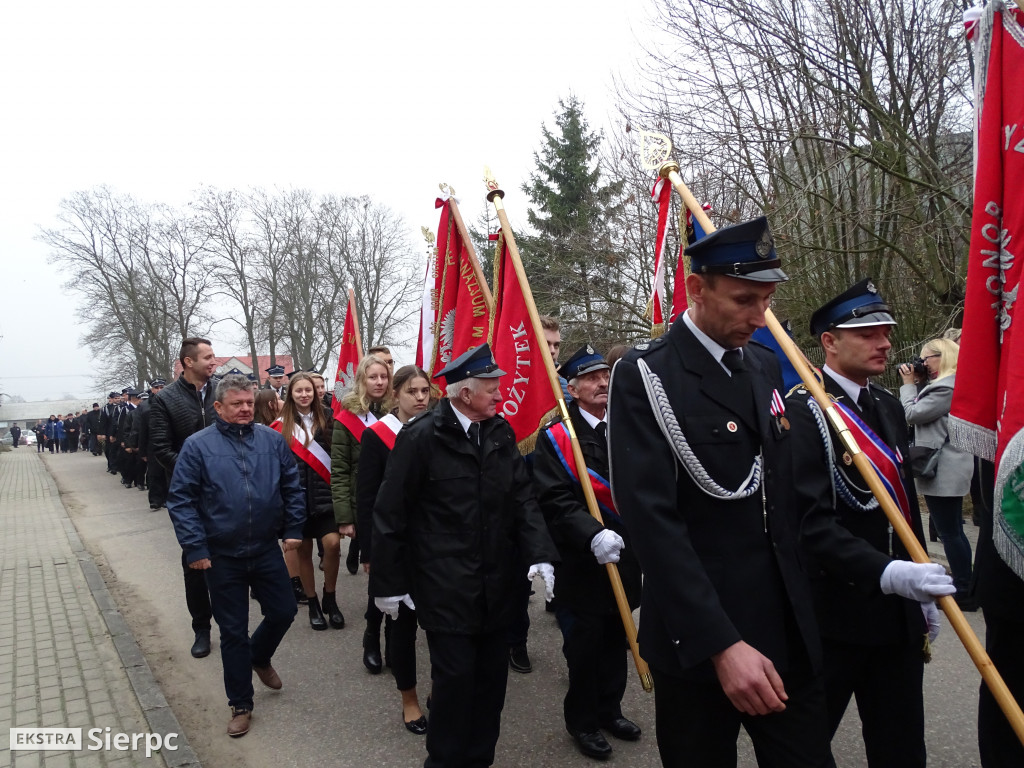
[787,373,927,644]
[370,398,558,635]
[533,401,641,614]
[607,320,821,682]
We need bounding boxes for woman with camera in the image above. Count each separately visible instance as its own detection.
[899,337,976,609]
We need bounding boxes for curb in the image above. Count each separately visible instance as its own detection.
[49,464,203,768]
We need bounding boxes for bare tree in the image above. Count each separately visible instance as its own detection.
[193,186,267,366]
[620,0,973,356]
[42,187,213,391]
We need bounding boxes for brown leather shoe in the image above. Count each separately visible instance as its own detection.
[253,664,282,690]
[227,707,251,737]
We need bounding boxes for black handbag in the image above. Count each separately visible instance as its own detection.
[908,435,948,480]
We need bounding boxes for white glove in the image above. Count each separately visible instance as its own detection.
[374,594,416,620]
[590,529,624,565]
[527,562,555,601]
[880,561,956,602]
[921,601,941,643]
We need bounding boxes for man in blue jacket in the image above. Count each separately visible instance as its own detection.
[168,373,306,738]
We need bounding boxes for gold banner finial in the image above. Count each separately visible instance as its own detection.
[484,166,504,202]
[638,131,673,171]
[438,182,456,197]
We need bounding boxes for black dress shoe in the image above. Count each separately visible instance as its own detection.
[363,629,383,674]
[602,716,641,741]
[190,630,211,658]
[509,644,532,673]
[569,730,612,760]
[404,716,428,735]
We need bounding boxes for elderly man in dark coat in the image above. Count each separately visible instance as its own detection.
[534,344,643,760]
[371,343,558,768]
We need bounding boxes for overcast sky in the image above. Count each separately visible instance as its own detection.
[0,1,653,403]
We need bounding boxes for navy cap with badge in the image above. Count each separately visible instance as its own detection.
[433,343,506,384]
[558,345,610,381]
[265,365,286,377]
[685,216,788,283]
[226,367,243,376]
[809,278,897,337]
[149,378,167,388]
[246,372,258,382]
[107,392,118,399]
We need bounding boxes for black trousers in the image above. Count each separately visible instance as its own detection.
[181,550,213,632]
[147,458,168,506]
[651,666,830,768]
[557,607,628,732]
[979,612,1024,768]
[104,438,117,470]
[425,629,509,768]
[389,602,419,692]
[821,637,925,768]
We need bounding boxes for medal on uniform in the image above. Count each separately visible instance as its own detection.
[726,420,738,433]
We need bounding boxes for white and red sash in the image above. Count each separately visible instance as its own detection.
[832,401,912,524]
[368,413,402,451]
[334,408,377,443]
[271,419,331,485]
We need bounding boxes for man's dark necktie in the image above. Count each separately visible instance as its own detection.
[858,388,879,432]
[467,422,480,447]
[596,422,608,442]
[722,349,746,376]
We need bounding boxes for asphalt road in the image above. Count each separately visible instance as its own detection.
[44,450,986,767]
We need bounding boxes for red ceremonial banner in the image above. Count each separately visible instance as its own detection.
[332,289,363,423]
[950,3,1024,465]
[951,3,1024,578]
[429,197,491,384]
[488,233,557,448]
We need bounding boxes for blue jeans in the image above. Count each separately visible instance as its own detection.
[203,547,297,711]
[925,495,973,591]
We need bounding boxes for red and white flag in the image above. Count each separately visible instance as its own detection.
[950,2,1024,577]
[332,288,363,423]
[426,195,492,383]
[415,249,435,371]
[650,178,672,335]
[489,232,557,448]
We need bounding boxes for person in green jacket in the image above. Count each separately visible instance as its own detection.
[329,353,392,629]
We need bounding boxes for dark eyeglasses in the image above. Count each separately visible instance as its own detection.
[921,354,941,361]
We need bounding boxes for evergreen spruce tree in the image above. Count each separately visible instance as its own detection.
[521,96,623,350]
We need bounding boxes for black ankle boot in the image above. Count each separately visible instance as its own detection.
[292,577,308,605]
[346,539,359,575]
[308,596,328,631]
[322,591,345,629]
[363,628,383,674]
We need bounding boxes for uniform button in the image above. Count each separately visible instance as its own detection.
[712,428,720,436]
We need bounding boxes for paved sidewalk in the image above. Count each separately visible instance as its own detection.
[0,450,196,767]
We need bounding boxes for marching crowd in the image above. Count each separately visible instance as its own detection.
[58,217,1021,768]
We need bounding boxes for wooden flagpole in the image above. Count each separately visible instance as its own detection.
[658,159,1024,747]
[484,167,653,693]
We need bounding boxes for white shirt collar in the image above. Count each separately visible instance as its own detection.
[451,402,475,436]
[823,364,868,404]
[577,405,606,431]
[683,309,741,375]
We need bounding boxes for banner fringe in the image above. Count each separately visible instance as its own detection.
[948,416,996,461]
[994,426,1024,580]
